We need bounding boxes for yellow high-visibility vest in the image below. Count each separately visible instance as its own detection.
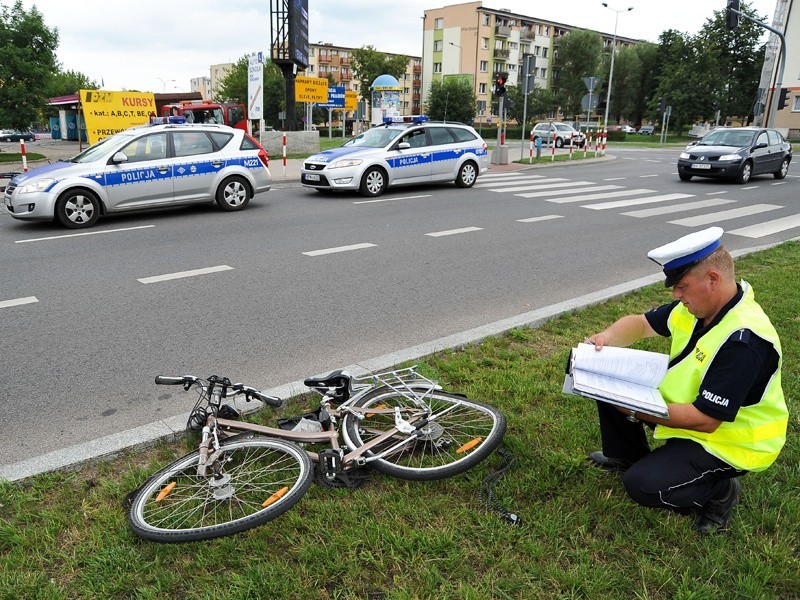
[654,281,788,471]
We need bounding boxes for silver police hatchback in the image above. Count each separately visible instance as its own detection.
[300,116,489,197]
[4,123,271,228]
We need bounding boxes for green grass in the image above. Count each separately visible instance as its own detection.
[0,152,45,164]
[2,242,799,598]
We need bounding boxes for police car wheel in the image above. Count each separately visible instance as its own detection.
[359,167,387,197]
[455,161,478,188]
[216,176,251,211]
[55,189,100,229]
[555,137,564,149]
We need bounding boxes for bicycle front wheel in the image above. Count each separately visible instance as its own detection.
[344,388,506,481]
[129,437,313,542]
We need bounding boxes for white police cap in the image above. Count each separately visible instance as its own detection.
[647,226,724,286]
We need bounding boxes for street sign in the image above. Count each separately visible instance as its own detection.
[248,55,264,120]
[581,93,599,111]
[295,76,328,103]
[583,77,598,93]
[345,90,358,111]
[317,85,345,108]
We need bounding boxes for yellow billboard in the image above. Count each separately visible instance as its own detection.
[295,77,328,103]
[80,90,157,145]
[345,90,358,111]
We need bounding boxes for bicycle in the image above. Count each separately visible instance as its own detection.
[127,366,507,542]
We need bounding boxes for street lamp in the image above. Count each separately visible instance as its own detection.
[601,3,633,130]
[155,77,176,93]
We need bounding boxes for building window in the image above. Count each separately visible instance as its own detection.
[542,48,548,58]
[482,14,490,26]
[482,37,489,49]
[508,42,517,50]
[479,83,487,95]
[540,68,547,79]
[434,40,443,51]
[435,17,443,29]
[793,95,800,111]
[508,64,517,72]
[544,26,550,36]
[434,63,442,73]
[480,60,488,72]
[404,87,409,94]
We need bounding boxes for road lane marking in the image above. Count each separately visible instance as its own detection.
[639,174,660,177]
[705,191,728,195]
[728,214,800,238]
[489,180,591,193]
[475,175,546,187]
[512,185,622,199]
[669,204,784,227]
[0,296,38,309]
[771,182,787,186]
[353,195,432,204]
[541,188,656,203]
[137,265,233,284]
[302,243,377,256]
[517,215,563,223]
[603,177,626,181]
[622,199,736,218]
[15,225,156,244]
[583,193,695,210]
[425,227,483,237]
[741,186,759,190]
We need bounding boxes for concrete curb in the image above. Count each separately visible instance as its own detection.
[2,237,793,482]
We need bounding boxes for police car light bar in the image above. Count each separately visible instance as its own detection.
[383,115,429,124]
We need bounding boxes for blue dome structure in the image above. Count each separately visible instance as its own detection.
[370,74,401,91]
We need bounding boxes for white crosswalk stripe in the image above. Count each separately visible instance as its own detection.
[475,176,547,188]
[583,193,695,210]
[511,185,623,199]
[668,204,783,227]
[622,199,736,218]
[542,188,656,203]
[726,214,800,238]
[489,180,594,193]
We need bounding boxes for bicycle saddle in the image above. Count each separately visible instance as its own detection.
[303,370,352,398]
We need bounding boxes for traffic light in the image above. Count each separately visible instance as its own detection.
[727,0,740,30]
[778,88,790,110]
[494,72,508,96]
[658,96,666,113]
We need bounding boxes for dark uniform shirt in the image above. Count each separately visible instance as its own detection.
[645,284,780,422]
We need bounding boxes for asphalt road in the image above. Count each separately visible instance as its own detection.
[2,144,799,476]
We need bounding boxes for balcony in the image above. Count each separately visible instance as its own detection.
[494,48,510,59]
[495,25,511,37]
[340,57,350,65]
[318,54,332,63]
[413,64,422,73]
[412,92,420,101]
[340,71,352,80]
[520,27,534,41]
[413,78,421,86]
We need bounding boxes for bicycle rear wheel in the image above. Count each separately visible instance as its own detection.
[129,437,313,542]
[343,388,506,481]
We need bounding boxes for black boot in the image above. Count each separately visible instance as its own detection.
[694,478,742,534]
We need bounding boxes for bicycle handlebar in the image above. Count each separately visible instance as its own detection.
[154,375,284,408]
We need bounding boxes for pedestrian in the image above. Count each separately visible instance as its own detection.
[585,226,788,533]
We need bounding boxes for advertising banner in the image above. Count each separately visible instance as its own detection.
[80,90,156,145]
[317,86,345,109]
[295,76,328,103]
[248,55,264,120]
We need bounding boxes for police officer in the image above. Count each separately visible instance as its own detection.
[586,226,788,533]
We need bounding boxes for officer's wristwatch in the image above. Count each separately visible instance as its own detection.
[626,409,639,423]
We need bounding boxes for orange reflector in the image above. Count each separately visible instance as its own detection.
[155,481,176,502]
[366,404,387,418]
[456,438,482,454]
[262,486,289,508]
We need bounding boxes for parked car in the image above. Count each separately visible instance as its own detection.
[0,130,35,142]
[676,126,791,184]
[4,122,271,228]
[300,116,488,197]
[620,125,637,134]
[531,122,586,148]
[638,125,655,135]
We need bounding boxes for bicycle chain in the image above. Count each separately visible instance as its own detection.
[479,447,521,526]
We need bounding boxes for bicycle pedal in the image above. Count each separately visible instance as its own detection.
[319,449,343,479]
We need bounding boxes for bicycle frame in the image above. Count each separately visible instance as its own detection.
[194,366,444,476]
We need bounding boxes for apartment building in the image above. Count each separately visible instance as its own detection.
[422,1,638,117]
[304,42,422,115]
[209,63,234,101]
[190,76,212,101]
[761,0,800,135]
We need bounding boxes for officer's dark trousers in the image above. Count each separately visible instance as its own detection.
[596,401,746,512]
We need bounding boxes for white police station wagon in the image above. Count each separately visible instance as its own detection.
[301,116,488,197]
[4,122,271,229]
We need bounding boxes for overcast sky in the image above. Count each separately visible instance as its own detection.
[7,0,779,93]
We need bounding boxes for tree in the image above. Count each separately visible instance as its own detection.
[425,77,475,124]
[0,0,59,130]
[350,46,408,104]
[552,29,603,120]
[48,69,98,99]
[504,85,556,127]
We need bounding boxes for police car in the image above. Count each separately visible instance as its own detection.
[301,116,489,197]
[4,121,271,229]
